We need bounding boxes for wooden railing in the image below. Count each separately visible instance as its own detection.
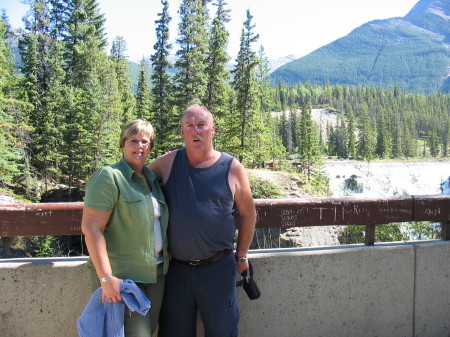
[1,195,449,245]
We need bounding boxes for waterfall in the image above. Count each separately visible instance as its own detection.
[323,160,450,197]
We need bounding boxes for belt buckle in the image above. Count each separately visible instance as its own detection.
[190,259,201,266]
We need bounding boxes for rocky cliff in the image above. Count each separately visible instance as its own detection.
[248,169,342,249]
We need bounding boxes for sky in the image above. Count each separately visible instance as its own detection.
[2,0,420,62]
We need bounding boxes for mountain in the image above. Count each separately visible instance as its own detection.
[8,28,23,67]
[269,0,450,94]
[127,53,297,92]
[267,54,302,73]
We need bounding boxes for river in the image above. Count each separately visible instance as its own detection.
[323,160,450,197]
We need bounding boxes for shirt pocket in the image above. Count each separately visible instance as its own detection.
[119,192,147,219]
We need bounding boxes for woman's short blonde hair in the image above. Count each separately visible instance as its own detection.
[119,119,155,149]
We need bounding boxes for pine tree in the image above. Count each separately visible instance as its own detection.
[48,0,68,38]
[64,0,107,87]
[0,17,27,183]
[345,104,357,159]
[298,104,322,179]
[250,46,278,167]
[402,108,417,157]
[174,0,210,107]
[357,103,375,161]
[204,0,233,153]
[266,123,286,167]
[375,108,392,158]
[280,111,293,154]
[19,0,67,191]
[89,53,123,171]
[327,124,337,156]
[289,105,299,152]
[204,0,231,115]
[298,104,308,158]
[19,0,52,107]
[110,36,136,124]
[62,0,121,185]
[231,9,259,162]
[135,58,153,122]
[335,116,348,158]
[429,128,440,157]
[442,121,449,157]
[150,0,176,155]
[33,38,67,189]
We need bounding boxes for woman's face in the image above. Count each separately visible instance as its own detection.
[122,132,151,171]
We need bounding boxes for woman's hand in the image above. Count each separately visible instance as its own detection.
[100,276,124,303]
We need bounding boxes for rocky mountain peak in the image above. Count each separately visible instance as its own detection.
[407,0,450,18]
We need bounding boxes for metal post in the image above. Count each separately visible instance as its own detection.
[441,220,450,241]
[365,224,375,245]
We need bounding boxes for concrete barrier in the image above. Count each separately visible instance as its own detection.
[241,244,415,337]
[0,257,91,337]
[414,241,450,336]
[1,241,449,337]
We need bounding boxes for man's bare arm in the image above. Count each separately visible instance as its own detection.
[148,151,176,185]
[230,159,256,273]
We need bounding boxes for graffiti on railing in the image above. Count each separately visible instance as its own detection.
[279,210,297,227]
[423,208,441,217]
[0,202,84,236]
[276,203,377,227]
[379,207,411,214]
[35,211,54,217]
[2,223,9,236]
[256,197,415,228]
[0,196,449,238]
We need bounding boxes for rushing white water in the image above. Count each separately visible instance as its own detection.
[323,160,450,197]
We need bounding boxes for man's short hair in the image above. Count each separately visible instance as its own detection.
[181,105,214,125]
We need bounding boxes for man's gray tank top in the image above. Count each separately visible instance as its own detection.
[163,148,235,260]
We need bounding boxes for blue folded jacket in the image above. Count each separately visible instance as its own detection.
[77,279,151,337]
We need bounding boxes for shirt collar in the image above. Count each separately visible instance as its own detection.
[119,156,139,181]
[119,156,156,183]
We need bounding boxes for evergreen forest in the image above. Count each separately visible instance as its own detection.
[1,0,449,202]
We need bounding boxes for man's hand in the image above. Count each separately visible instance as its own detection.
[236,258,249,274]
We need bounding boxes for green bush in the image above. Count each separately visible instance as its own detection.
[248,174,283,199]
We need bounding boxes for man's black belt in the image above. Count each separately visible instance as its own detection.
[172,249,232,266]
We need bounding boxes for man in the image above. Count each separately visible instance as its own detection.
[149,105,256,337]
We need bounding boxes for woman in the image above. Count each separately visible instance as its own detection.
[81,119,169,336]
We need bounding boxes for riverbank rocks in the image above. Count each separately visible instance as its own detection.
[247,169,342,249]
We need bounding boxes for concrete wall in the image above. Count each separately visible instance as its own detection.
[1,241,450,337]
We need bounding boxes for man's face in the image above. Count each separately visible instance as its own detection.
[181,107,216,151]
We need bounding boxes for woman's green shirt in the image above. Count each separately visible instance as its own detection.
[84,157,169,283]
